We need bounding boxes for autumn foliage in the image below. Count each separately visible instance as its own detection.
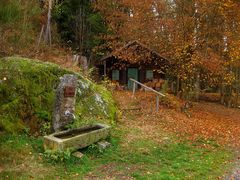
[114,91,240,148]
[94,0,240,106]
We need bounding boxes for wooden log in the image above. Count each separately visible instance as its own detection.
[155,82,161,88]
[153,79,158,83]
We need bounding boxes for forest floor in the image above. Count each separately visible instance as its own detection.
[114,91,240,148]
[113,91,240,179]
[0,91,239,179]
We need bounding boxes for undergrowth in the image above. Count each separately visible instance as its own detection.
[0,0,42,56]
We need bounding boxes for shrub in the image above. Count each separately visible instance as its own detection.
[44,149,72,163]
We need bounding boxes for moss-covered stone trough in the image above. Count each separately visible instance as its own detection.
[43,123,111,151]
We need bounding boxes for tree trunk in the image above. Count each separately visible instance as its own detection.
[44,0,52,46]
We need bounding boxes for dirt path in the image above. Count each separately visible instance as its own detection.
[228,167,240,180]
[225,152,240,180]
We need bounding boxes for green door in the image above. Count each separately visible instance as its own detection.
[112,70,119,81]
[128,68,138,90]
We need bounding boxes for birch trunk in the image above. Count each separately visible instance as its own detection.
[44,0,52,46]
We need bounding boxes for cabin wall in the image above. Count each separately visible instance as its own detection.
[120,69,127,84]
[99,66,165,83]
[97,57,167,90]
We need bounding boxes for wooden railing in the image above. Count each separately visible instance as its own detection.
[129,78,165,112]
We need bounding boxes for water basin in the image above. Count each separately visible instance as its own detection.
[44,123,111,151]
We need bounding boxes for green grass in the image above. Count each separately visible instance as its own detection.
[85,138,232,179]
[0,0,21,24]
[0,129,234,180]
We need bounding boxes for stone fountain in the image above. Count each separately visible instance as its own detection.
[44,74,111,151]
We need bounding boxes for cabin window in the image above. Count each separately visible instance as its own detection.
[112,70,119,81]
[146,70,153,80]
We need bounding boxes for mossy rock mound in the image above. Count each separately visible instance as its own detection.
[0,57,117,134]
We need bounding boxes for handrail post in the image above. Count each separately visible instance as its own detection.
[129,78,165,112]
[129,78,165,97]
[132,82,136,97]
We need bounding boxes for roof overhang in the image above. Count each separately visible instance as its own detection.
[99,40,170,66]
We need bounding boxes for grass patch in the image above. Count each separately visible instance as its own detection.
[0,129,233,179]
[84,137,232,179]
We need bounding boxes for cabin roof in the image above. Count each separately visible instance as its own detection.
[100,40,169,65]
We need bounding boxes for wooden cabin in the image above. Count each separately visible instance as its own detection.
[97,41,169,90]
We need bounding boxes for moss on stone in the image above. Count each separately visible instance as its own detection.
[0,57,117,133]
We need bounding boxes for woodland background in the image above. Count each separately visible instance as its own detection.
[1,1,240,179]
[1,0,240,107]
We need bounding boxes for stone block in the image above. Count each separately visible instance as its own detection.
[97,140,111,150]
[72,151,84,159]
